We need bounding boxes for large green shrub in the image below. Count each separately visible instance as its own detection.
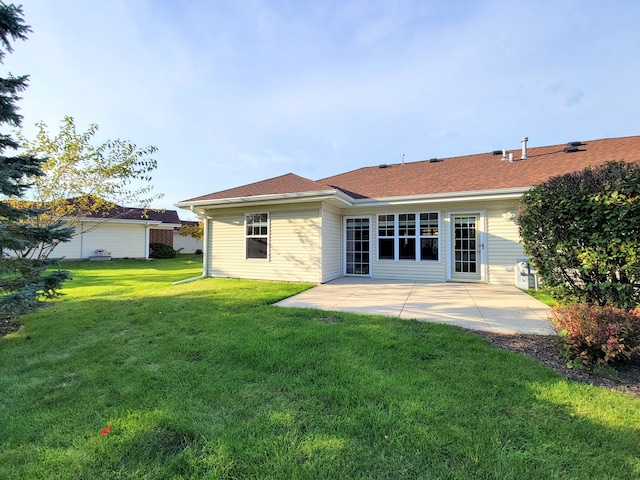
[518,161,640,309]
[551,304,640,367]
[149,243,177,259]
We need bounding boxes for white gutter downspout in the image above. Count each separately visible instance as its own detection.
[79,221,84,260]
[144,222,150,260]
[172,214,209,285]
[202,215,209,277]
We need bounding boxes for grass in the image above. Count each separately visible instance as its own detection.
[1,255,639,479]
[525,287,560,307]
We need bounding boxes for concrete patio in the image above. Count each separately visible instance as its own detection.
[275,277,555,335]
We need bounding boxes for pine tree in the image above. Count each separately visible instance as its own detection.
[0,3,72,322]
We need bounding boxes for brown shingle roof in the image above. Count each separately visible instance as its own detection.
[182,173,334,202]
[23,196,181,225]
[321,136,640,199]
[182,136,640,203]
[89,206,181,224]
[68,197,181,224]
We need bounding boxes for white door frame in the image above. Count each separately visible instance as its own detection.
[343,215,372,276]
[446,210,487,282]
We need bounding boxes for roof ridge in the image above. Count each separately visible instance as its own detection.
[320,135,640,176]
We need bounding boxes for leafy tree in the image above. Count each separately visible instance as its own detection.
[12,115,162,258]
[0,3,72,321]
[518,161,640,309]
[178,221,203,241]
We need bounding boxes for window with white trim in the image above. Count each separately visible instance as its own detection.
[377,212,439,261]
[419,212,439,261]
[398,213,416,260]
[377,214,395,260]
[246,213,269,259]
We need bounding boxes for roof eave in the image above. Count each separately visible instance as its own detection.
[176,189,354,212]
[352,187,531,207]
[72,217,174,226]
[153,223,182,229]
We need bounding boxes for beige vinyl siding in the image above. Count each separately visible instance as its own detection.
[342,199,526,285]
[373,250,447,281]
[485,200,526,285]
[342,205,447,282]
[207,212,240,277]
[374,209,446,282]
[320,203,342,282]
[204,217,213,276]
[207,203,322,282]
[444,200,526,285]
[52,221,148,259]
[200,196,526,285]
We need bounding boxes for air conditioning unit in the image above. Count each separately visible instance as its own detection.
[515,258,537,290]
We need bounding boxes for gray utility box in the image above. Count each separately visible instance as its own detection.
[515,258,537,290]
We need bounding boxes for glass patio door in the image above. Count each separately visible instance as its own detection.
[451,214,482,281]
[344,217,370,275]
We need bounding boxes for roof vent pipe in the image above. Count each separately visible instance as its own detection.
[521,137,529,159]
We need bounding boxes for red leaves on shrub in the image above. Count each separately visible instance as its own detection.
[551,304,640,367]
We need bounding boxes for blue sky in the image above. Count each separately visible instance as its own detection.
[5,0,640,218]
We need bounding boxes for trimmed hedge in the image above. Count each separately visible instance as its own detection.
[518,161,640,309]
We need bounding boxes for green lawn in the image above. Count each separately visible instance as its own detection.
[1,256,638,479]
[525,287,560,307]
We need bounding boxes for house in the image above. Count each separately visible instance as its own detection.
[176,136,640,285]
[52,204,182,260]
[173,220,204,254]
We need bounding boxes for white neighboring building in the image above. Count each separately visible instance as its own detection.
[41,206,181,260]
[173,221,204,254]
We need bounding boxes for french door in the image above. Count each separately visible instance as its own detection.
[344,217,370,275]
[450,214,482,281]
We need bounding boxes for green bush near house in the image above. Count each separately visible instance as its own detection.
[149,242,177,259]
[1,257,638,479]
[518,160,640,310]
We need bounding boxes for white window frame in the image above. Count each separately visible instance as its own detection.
[419,212,440,262]
[344,215,372,276]
[245,212,270,260]
[376,212,440,262]
[446,210,486,282]
[398,213,417,260]
[377,214,395,261]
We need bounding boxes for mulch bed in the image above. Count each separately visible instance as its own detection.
[472,330,640,398]
[0,317,19,338]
